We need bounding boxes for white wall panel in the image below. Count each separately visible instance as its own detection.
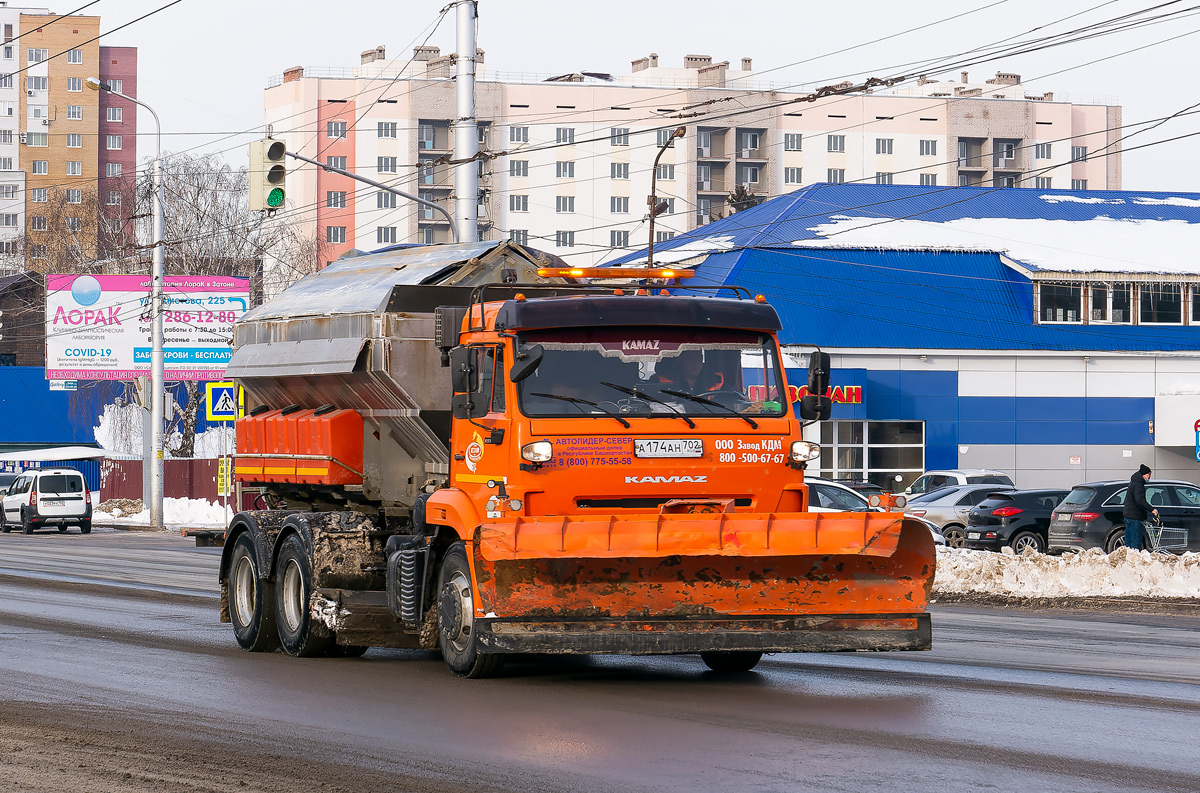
[1016,357,1086,372]
[1154,395,1200,446]
[1088,355,1156,373]
[1153,356,1200,373]
[899,356,958,371]
[959,369,1015,397]
[1015,371,1085,397]
[1085,371,1155,398]
[958,356,1017,372]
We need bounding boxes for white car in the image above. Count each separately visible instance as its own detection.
[906,468,1014,497]
[0,467,93,534]
[807,478,945,546]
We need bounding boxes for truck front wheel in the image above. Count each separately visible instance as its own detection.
[274,534,335,657]
[437,543,504,679]
[228,533,279,652]
[700,651,763,673]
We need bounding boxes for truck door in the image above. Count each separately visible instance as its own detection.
[450,344,511,513]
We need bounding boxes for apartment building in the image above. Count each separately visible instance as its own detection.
[0,6,137,272]
[262,48,1120,281]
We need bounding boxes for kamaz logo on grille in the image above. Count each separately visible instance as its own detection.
[624,475,708,483]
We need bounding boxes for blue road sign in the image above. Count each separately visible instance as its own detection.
[206,382,238,422]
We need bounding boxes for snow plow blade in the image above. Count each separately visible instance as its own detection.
[471,513,935,655]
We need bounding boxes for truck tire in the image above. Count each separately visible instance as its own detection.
[437,542,504,678]
[274,534,335,657]
[700,651,763,673]
[227,533,280,652]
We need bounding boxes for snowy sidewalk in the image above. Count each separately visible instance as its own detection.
[93,496,233,530]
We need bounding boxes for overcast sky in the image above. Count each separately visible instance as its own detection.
[91,0,1200,191]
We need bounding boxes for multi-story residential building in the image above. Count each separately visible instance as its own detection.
[98,45,137,254]
[262,48,1120,284]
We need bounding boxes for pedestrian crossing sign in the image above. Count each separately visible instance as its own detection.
[206,382,239,422]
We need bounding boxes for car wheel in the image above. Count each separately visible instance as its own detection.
[227,532,279,652]
[942,524,966,548]
[274,534,335,658]
[700,651,763,673]
[1105,530,1126,554]
[21,510,33,535]
[437,542,504,678]
[1010,531,1044,554]
[79,521,91,535]
[0,510,8,533]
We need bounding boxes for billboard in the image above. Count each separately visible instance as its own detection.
[46,274,251,381]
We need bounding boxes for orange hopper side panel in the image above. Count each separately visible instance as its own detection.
[234,409,363,486]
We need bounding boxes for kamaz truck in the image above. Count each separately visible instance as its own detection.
[218,240,935,677]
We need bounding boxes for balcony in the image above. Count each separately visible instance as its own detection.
[738,147,767,160]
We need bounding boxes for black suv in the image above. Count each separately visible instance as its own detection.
[966,489,1068,553]
[1048,479,1200,554]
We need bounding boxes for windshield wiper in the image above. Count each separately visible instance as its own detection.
[529,392,631,428]
[599,382,696,428]
[659,388,758,428]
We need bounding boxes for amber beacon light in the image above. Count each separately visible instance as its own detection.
[536,267,695,279]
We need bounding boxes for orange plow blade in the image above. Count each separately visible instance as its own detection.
[470,513,936,656]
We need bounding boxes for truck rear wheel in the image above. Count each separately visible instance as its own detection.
[274,534,335,657]
[700,651,763,673]
[437,542,504,678]
[228,533,279,652]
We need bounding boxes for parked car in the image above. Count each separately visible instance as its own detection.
[0,467,92,534]
[906,484,1016,547]
[906,469,1014,497]
[807,478,945,546]
[965,489,1069,553]
[833,478,887,499]
[1048,479,1200,554]
[0,472,16,492]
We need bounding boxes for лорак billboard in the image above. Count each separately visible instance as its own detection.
[45,274,251,381]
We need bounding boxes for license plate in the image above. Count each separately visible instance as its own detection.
[1058,514,1072,522]
[41,500,63,507]
[634,438,703,458]
[967,532,981,539]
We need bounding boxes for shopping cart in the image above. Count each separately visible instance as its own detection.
[1142,516,1188,554]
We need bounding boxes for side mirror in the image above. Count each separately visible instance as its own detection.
[451,392,488,420]
[449,346,476,394]
[798,393,831,421]
[509,344,544,383]
[807,350,830,396]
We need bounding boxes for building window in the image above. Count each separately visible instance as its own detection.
[66,189,82,204]
[741,131,760,155]
[106,190,120,205]
[377,157,397,173]
[1035,177,1053,189]
[920,139,937,157]
[556,127,575,144]
[611,230,630,247]
[818,420,925,490]
[610,196,629,213]
[326,191,346,209]
[106,135,122,150]
[31,216,47,231]
[106,106,121,122]
[510,125,528,143]
[611,127,629,146]
[0,184,14,198]
[555,196,575,213]
[1039,282,1082,322]
[556,161,574,178]
[1192,286,1200,324]
[419,161,435,185]
[1034,143,1052,159]
[327,156,346,170]
[783,133,802,151]
[919,173,937,186]
[509,159,528,177]
[421,227,435,245]
[30,188,46,202]
[510,229,528,246]
[67,161,82,175]
[827,135,845,153]
[656,128,676,147]
[1071,179,1088,190]
[107,79,123,93]
[875,172,893,185]
[1071,146,1087,162]
[555,230,574,247]
[66,133,82,148]
[1089,282,1132,323]
[32,160,47,174]
[377,121,397,138]
[104,217,121,235]
[784,167,802,185]
[656,231,675,242]
[26,76,47,91]
[611,162,629,180]
[0,131,9,144]
[697,197,712,225]
[417,124,435,149]
[0,213,14,226]
[26,133,47,147]
[509,194,528,212]
[327,121,347,139]
[827,168,845,184]
[742,166,760,186]
[67,48,82,64]
[651,163,672,181]
[875,138,893,155]
[30,244,45,259]
[66,77,82,92]
[419,193,436,219]
[1140,283,1183,324]
[64,105,87,122]
[377,226,397,244]
[106,163,122,177]
[377,191,396,209]
[27,48,47,64]
[326,226,346,244]
[0,75,9,89]
[1,46,10,61]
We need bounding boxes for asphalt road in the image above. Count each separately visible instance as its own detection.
[0,530,1198,792]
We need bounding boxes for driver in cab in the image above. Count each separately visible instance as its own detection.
[653,350,724,393]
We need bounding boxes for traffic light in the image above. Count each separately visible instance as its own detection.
[248,138,287,211]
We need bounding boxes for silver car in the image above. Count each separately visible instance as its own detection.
[906,484,1015,548]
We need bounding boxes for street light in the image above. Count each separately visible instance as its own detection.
[646,126,685,267]
[88,76,166,529]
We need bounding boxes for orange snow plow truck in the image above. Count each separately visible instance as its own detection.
[219,241,934,677]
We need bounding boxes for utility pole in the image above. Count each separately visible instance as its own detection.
[454,0,479,243]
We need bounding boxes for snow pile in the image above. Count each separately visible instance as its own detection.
[93,496,231,528]
[935,547,1200,599]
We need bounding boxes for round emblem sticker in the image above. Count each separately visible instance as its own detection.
[465,441,484,472]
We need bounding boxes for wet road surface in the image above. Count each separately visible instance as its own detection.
[1,530,1198,792]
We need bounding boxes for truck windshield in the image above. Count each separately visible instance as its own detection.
[515,327,787,418]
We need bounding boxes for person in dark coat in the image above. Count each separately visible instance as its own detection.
[1122,464,1158,551]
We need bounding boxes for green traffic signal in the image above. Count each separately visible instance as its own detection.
[267,187,285,208]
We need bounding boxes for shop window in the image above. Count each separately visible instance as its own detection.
[819,420,924,489]
[1140,283,1182,324]
[1039,282,1081,323]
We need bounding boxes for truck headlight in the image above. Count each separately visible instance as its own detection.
[521,441,553,463]
[790,440,820,462]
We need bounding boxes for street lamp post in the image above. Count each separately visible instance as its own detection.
[87,76,165,529]
[646,126,685,267]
